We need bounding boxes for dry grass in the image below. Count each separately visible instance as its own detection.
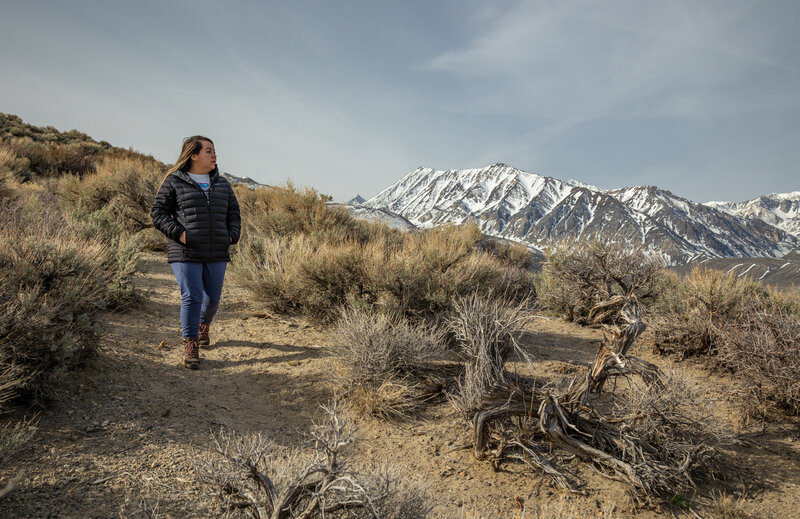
[231,211,535,323]
[58,153,164,240]
[1,137,102,178]
[330,306,445,418]
[649,267,800,418]
[229,234,314,314]
[235,182,376,243]
[708,490,750,519]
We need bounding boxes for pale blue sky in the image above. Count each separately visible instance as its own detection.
[1,1,798,202]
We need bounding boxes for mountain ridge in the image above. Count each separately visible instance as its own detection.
[363,163,798,265]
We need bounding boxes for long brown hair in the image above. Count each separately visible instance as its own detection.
[161,135,216,185]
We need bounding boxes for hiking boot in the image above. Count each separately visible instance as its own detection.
[183,337,200,370]
[198,322,210,347]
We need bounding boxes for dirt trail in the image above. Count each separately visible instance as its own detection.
[2,252,800,518]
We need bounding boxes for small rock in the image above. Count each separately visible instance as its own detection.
[101,419,110,427]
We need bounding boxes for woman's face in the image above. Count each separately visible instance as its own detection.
[191,141,216,173]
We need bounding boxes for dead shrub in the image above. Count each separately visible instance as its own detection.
[716,301,800,416]
[447,289,726,502]
[330,307,444,418]
[196,401,431,518]
[651,267,770,357]
[446,294,533,418]
[605,368,730,493]
[536,239,663,324]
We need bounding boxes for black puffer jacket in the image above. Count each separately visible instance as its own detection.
[151,169,241,263]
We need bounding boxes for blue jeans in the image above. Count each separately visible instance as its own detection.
[171,262,227,338]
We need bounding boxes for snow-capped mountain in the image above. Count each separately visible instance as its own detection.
[221,172,269,189]
[362,164,798,265]
[705,192,800,237]
[347,194,366,206]
[328,203,416,231]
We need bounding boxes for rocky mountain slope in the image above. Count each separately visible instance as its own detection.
[221,172,270,189]
[363,164,798,265]
[706,192,800,237]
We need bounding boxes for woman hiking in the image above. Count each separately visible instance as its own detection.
[151,136,241,369]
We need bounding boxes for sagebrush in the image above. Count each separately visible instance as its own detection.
[536,239,663,323]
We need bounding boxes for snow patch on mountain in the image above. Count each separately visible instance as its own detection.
[705,192,800,237]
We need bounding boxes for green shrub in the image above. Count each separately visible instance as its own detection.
[58,153,163,239]
[0,191,138,403]
[651,267,770,357]
[231,219,535,323]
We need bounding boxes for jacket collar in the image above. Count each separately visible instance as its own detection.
[173,168,220,185]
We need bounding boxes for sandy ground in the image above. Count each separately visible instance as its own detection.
[2,252,800,518]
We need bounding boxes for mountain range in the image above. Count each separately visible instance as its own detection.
[359,163,800,266]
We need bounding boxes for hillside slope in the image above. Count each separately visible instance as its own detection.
[1,253,798,517]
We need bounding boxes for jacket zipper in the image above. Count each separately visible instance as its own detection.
[208,179,214,259]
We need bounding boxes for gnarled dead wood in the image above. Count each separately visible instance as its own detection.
[459,290,719,503]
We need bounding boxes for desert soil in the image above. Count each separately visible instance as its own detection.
[2,252,800,518]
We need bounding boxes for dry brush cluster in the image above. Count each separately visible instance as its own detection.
[651,267,800,417]
[0,125,163,409]
[447,292,729,504]
[536,239,662,324]
[0,190,138,405]
[196,401,430,519]
[537,240,800,420]
[230,184,535,324]
[330,307,446,419]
